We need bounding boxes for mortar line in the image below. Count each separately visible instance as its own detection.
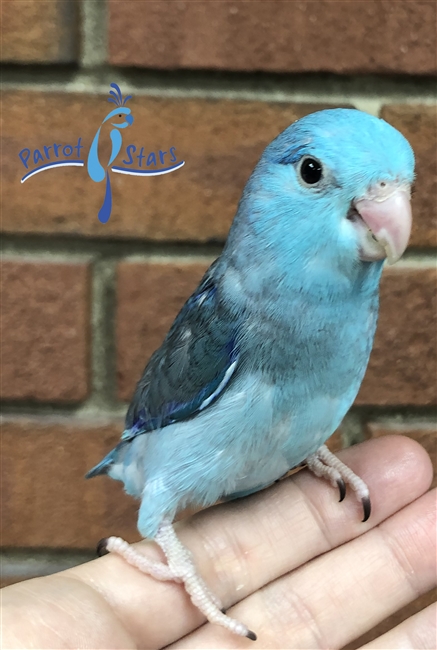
[0,235,224,260]
[0,400,126,419]
[80,0,108,68]
[350,406,437,425]
[1,396,436,441]
[340,411,366,447]
[1,401,436,424]
[0,548,95,574]
[1,67,436,108]
[87,256,118,411]
[0,237,434,264]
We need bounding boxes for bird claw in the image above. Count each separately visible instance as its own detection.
[96,538,109,556]
[306,445,371,523]
[362,496,371,522]
[337,478,346,502]
[246,630,257,641]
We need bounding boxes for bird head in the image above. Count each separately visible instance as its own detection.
[103,83,134,129]
[233,109,414,281]
[103,106,134,129]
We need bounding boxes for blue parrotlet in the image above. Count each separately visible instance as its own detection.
[87,108,414,640]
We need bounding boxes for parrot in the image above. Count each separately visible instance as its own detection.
[87,83,134,224]
[86,108,414,640]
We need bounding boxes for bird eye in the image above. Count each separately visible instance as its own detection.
[118,114,122,118]
[299,157,323,186]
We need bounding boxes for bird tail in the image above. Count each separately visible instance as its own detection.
[98,171,112,223]
[85,438,130,479]
[85,448,117,479]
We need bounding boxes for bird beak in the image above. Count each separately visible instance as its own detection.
[126,114,134,126]
[353,183,412,264]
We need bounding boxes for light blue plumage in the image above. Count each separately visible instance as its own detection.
[87,108,414,640]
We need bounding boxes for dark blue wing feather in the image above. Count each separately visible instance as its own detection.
[121,261,240,442]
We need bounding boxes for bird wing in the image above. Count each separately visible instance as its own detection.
[122,261,240,442]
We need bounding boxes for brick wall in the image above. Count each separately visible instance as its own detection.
[1,1,436,645]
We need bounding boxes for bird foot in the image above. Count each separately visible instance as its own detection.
[99,520,257,641]
[305,444,371,522]
[98,535,177,580]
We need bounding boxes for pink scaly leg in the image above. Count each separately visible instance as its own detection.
[98,518,257,641]
[305,444,371,522]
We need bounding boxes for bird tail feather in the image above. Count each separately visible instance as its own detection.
[85,448,116,479]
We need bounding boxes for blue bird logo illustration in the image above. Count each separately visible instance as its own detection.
[87,83,134,223]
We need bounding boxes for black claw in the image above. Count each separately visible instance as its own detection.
[362,496,371,522]
[96,538,109,557]
[221,608,227,614]
[246,630,257,641]
[337,478,346,502]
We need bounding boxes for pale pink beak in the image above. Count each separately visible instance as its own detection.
[354,184,412,264]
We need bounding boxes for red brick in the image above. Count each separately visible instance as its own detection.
[365,422,437,488]
[0,0,77,63]
[2,90,338,241]
[381,105,436,247]
[5,93,434,248]
[357,266,436,406]
[109,1,436,75]
[117,260,210,400]
[1,417,139,549]
[1,259,90,402]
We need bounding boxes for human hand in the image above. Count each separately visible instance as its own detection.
[2,436,436,649]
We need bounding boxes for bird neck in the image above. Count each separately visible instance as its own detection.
[221,195,384,309]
